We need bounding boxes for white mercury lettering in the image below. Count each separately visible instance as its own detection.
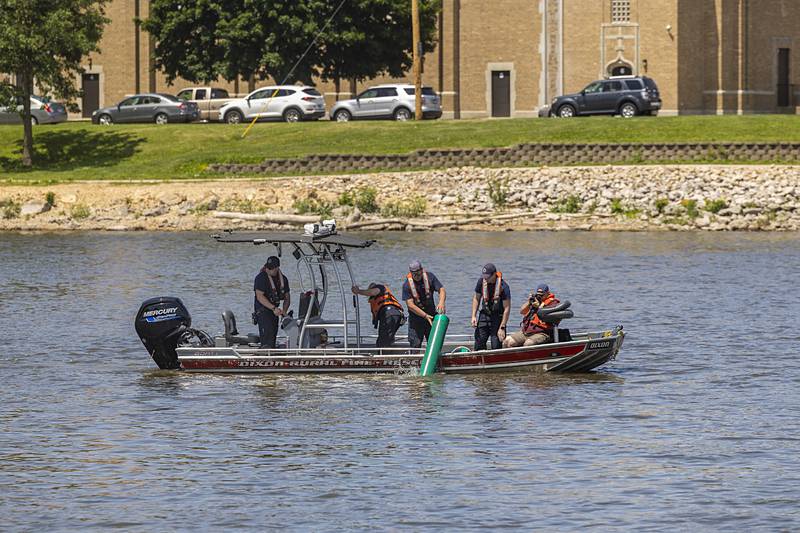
[143,307,178,318]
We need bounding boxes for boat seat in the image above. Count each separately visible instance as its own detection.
[222,310,260,345]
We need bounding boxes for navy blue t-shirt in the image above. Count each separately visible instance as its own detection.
[401,271,443,302]
[474,278,511,315]
[254,271,290,312]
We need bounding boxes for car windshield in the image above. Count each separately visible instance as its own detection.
[303,88,322,96]
[644,77,658,89]
[158,93,179,102]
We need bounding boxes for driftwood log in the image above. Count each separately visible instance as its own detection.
[211,211,318,224]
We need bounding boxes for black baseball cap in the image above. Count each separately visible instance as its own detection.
[482,263,497,279]
[265,256,280,269]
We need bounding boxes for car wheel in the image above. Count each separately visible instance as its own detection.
[154,112,169,125]
[394,107,412,121]
[558,104,576,118]
[334,109,351,122]
[30,116,39,125]
[225,110,243,124]
[98,114,113,125]
[283,108,302,123]
[620,102,638,118]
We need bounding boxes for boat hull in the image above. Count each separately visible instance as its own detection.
[176,331,624,374]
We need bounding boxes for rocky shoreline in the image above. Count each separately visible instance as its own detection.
[2,165,799,232]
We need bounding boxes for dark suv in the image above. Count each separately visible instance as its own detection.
[547,76,661,118]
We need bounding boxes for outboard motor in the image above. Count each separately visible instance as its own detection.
[135,297,192,369]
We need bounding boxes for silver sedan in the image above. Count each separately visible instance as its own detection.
[91,93,199,125]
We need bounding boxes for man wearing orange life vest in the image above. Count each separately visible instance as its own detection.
[254,255,291,349]
[401,260,446,348]
[503,284,559,348]
[471,263,511,350]
[352,283,405,348]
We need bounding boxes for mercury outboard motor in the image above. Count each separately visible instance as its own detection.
[135,296,193,369]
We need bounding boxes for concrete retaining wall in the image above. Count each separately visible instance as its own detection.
[208,143,800,175]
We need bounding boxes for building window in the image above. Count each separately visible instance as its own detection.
[611,0,630,23]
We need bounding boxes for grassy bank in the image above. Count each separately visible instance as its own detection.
[1,115,799,183]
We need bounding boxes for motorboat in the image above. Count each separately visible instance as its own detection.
[135,225,624,374]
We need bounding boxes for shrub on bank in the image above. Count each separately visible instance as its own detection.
[381,196,427,218]
[1,199,20,219]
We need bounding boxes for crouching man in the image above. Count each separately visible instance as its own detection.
[503,284,558,348]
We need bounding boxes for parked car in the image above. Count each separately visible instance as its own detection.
[546,76,661,118]
[330,84,442,122]
[176,87,234,122]
[91,93,199,125]
[0,95,68,125]
[219,86,325,124]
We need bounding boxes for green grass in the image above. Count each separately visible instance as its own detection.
[1,115,799,183]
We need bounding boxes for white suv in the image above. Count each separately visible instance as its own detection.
[330,84,442,122]
[219,85,326,123]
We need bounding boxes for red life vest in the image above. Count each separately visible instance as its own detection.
[481,272,504,314]
[261,267,284,305]
[522,293,559,334]
[369,287,403,321]
[406,270,431,304]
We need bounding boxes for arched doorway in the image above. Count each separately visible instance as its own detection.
[606,59,634,77]
[610,64,633,76]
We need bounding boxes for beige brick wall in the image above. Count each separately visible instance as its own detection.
[77,0,800,119]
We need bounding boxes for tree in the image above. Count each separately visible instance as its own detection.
[0,0,108,166]
[145,0,325,87]
[144,0,441,94]
[318,0,441,97]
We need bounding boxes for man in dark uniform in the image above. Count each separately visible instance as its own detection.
[253,255,291,349]
[470,263,511,350]
[401,260,446,348]
[352,283,405,348]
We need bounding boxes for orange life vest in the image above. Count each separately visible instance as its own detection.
[368,287,403,321]
[522,293,559,334]
[406,270,431,304]
[481,272,504,314]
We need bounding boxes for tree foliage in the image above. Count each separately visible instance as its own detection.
[0,0,108,166]
[144,0,441,89]
[318,0,440,90]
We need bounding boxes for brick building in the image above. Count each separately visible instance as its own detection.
[75,0,799,118]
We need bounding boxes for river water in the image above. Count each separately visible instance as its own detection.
[1,231,799,530]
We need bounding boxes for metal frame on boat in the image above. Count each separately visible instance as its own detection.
[134,227,624,374]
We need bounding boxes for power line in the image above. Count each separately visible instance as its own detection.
[242,0,349,138]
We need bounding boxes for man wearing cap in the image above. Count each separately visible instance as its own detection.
[503,284,559,348]
[471,263,511,351]
[254,255,291,349]
[401,260,446,348]
[352,283,405,348]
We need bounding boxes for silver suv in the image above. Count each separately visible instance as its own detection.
[219,85,326,123]
[330,84,442,122]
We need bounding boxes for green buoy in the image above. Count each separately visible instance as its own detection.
[419,314,449,376]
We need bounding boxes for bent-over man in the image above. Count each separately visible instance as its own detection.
[352,283,405,348]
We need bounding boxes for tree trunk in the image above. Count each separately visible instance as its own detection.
[20,71,33,167]
[334,77,340,101]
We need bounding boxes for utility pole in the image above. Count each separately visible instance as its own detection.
[412,0,422,120]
